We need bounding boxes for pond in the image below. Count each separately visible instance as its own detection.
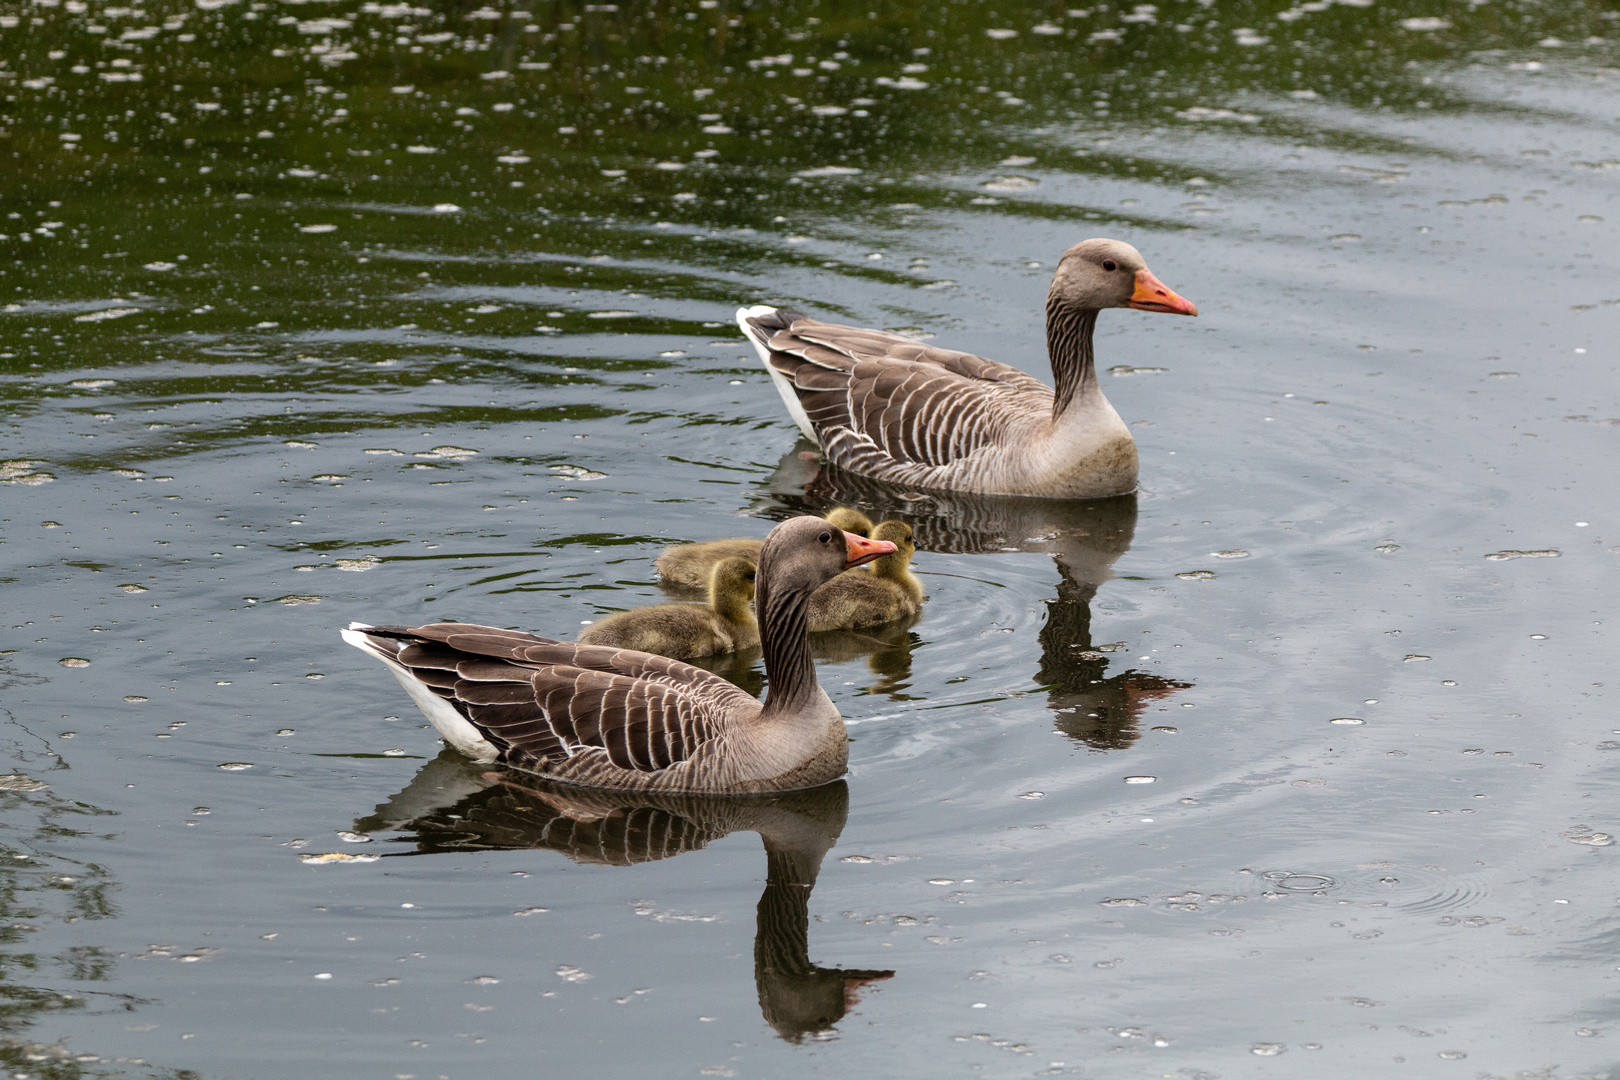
[3,0,1620,1076]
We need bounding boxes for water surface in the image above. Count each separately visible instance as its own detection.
[3,1,1620,1077]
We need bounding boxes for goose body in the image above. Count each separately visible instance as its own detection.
[807,520,923,631]
[655,506,874,589]
[340,517,896,794]
[739,238,1196,499]
[579,556,759,659]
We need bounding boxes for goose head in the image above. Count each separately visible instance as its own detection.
[1049,238,1197,317]
[758,516,898,599]
[824,506,875,539]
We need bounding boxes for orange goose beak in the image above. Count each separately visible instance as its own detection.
[844,532,897,568]
[1128,268,1198,316]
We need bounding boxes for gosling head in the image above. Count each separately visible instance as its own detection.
[868,520,915,577]
[708,556,757,604]
[824,506,875,539]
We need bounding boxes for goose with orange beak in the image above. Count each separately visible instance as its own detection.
[739,237,1196,499]
[341,517,896,794]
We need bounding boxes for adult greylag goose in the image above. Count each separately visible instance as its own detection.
[655,506,874,588]
[339,516,896,794]
[807,519,923,631]
[738,238,1196,499]
[578,556,759,659]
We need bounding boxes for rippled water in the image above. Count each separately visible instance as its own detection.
[3,1,1620,1076]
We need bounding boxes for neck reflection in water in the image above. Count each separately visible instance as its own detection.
[759,445,1192,748]
[356,755,892,1042]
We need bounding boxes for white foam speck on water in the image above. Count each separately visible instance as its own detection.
[300,852,379,864]
[1124,776,1156,784]
[73,307,140,323]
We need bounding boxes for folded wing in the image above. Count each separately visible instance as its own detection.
[741,308,1049,484]
[353,623,753,774]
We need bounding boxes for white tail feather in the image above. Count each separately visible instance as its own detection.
[340,626,500,763]
[736,305,820,445]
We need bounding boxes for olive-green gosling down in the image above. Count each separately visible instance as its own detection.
[807,520,923,632]
[579,556,760,659]
[655,506,875,589]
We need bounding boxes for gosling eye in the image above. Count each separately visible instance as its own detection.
[1101,259,1118,272]
[746,571,756,581]
[818,531,832,544]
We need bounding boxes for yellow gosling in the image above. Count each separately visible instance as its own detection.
[807,520,922,631]
[654,506,875,588]
[579,556,760,659]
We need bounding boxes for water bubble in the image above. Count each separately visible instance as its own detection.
[57,658,91,668]
[1404,654,1431,663]
[1330,717,1365,725]
[1018,791,1045,800]
[314,972,333,980]
[124,695,148,703]
[336,832,372,844]
[217,762,254,771]
[1251,1043,1285,1056]
[513,907,548,916]
[1262,870,1338,892]
[1436,1050,1466,1059]
[555,965,591,983]
[1124,776,1156,784]
[1176,570,1216,580]
[1211,549,1250,559]
[1098,897,1146,907]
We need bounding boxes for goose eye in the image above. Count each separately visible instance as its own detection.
[1102,259,1118,271]
[818,531,832,544]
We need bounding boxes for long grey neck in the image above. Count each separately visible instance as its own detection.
[756,575,818,718]
[1047,302,1100,422]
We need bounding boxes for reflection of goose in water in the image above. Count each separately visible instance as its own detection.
[682,612,923,707]
[356,755,892,1042]
[752,449,1191,747]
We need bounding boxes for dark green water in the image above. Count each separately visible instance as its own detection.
[3,1,1620,1076]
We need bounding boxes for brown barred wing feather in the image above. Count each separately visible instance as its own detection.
[357,623,754,778]
[748,313,1050,480]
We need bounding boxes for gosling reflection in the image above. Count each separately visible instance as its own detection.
[356,756,893,1041]
[756,444,1191,747]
